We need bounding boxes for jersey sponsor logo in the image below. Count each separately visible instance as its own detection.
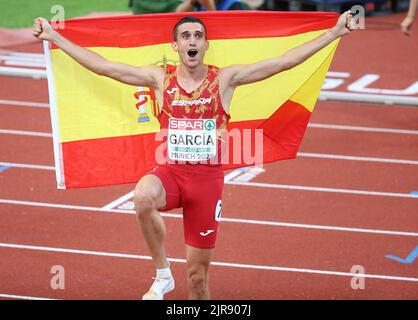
[172,97,212,107]
[204,119,215,131]
[200,229,215,237]
[169,119,204,130]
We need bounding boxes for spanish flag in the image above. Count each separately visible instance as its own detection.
[44,11,339,189]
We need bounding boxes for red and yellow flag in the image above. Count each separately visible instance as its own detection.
[44,11,339,189]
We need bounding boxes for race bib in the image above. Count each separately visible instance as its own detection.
[168,118,217,161]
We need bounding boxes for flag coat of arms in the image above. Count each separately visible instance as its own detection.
[44,11,340,189]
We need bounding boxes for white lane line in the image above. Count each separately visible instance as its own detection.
[0,52,45,59]
[0,294,56,301]
[0,99,49,108]
[226,181,418,199]
[3,160,417,198]
[0,199,135,215]
[308,123,418,135]
[5,60,46,68]
[1,242,417,283]
[0,129,52,137]
[0,66,46,79]
[318,91,418,106]
[1,199,417,237]
[221,216,418,237]
[101,191,134,210]
[0,162,54,170]
[1,151,417,175]
[327,71,350,78]
[297,152,418,165]
[224,167,247,182]
[0,54,45,62]
[1,160,417,199]
[0,56,45,63]
[0,198,182,217]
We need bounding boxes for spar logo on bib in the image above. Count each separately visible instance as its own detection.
[168,118,217,161]
[204,119,215,131]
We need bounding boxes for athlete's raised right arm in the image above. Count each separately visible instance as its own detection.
[32,17,164,88]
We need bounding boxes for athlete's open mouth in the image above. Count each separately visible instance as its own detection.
[187,49,198,58]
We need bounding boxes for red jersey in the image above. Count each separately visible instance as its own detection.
[157,65,230,166]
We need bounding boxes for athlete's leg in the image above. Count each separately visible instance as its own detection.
[135,168,182,300]
[182,166,223,299]
[134,174,168,269]
[185,245,214,300]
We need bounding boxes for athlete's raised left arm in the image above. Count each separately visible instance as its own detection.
[220,11,354,90]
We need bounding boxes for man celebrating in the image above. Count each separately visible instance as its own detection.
[33,11,355,300]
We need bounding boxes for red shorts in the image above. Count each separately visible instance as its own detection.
[146,164,224,249]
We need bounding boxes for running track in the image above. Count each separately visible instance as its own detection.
[0,12,417,300]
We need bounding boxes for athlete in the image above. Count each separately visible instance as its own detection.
[33,11,355,300]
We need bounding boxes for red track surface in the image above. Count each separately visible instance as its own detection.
[0,12,417,300]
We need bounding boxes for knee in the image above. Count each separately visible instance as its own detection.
[133,189,155,219]
[187,268,208,296]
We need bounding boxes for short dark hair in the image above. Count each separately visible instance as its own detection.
[173,16,207,41]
